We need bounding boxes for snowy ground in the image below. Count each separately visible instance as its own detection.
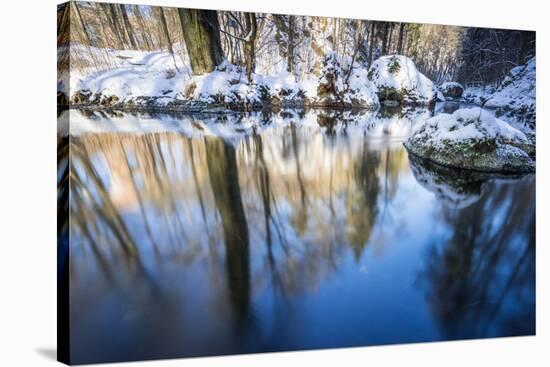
[60,47,445,110]
[60,46,536,132]
[60,46,379,109]
[484,58,536,127]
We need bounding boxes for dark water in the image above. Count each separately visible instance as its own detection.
[58,106,535,364]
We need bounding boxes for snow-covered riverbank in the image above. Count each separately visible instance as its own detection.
[59,49,443,111]
[59,45,536,133]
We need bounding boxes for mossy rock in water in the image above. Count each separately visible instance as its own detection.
[406,139,534,174]
[404,108,535,174]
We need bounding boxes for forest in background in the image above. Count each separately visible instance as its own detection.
[58,1,535,85]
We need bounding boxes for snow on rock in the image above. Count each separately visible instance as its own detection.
[404,107,535,173]
[66,45,191,108]
[66,45,379,110]
[182,61,264,108]
[315,52,379,108]
[439,82,464,100]
[484,57,536,127]
[367,55,437,106]
[462,85,494,105]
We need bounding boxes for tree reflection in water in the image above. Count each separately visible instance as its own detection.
[62,108,535,363]
[205,137,251,325]
[411,158,535,339]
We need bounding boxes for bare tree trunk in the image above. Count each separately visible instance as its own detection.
[344,20,362,86]
[397,23,405,54]
[120,4,137,49]
[387,23,394,53]
[179,9,224,75]
[382,22,390,55]
[133,5,152,50]
[105,4,125,49]
[242,13,258,83]
[368,22,376,67]
[287,16,295,74]
[74,2,92,46]
[159,8,180,72]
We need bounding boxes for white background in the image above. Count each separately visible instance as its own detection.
[0,0,547,365]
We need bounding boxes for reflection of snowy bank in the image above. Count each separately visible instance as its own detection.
[64,107,433,145]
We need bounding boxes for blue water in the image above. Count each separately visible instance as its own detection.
[60,106,535,364]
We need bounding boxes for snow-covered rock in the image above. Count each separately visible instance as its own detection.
[367,55,437,106]
[404,108,535,173]
[439,82,464,100]
[484,57,536,127]
[315,53,379,108]
[182,56,379,109]
[65,45,380,111]
[462,85,494,105]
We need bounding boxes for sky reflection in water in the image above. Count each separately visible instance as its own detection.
[58,106,535,364]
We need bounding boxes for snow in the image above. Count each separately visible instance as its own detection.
[64,44,379,108]
[343,63,380,106]
[462,85,494,105]
[440,82,463,91]
[485,57,535,110]
[483,57,536,126]
[315,52,379,107]
[62,44,535,130]
[63,107,427,147]
[66,44,190,105]
[368,55,437,105]
[64,108,267,141]
[410,107,528,149]
[405,107,534,173]
[457,58,536,128]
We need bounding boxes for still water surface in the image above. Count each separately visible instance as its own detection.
[59,106,535,364]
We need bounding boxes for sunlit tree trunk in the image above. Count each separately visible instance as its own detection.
[133,5,152,50]
[368,22,376,67]
[287,16,295,74]
[397,23,405,54]
[243,13,258,83]
[158,8,180,72]
[381,22,390,55]
[178,9,224,75]
[120,4,137,49]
